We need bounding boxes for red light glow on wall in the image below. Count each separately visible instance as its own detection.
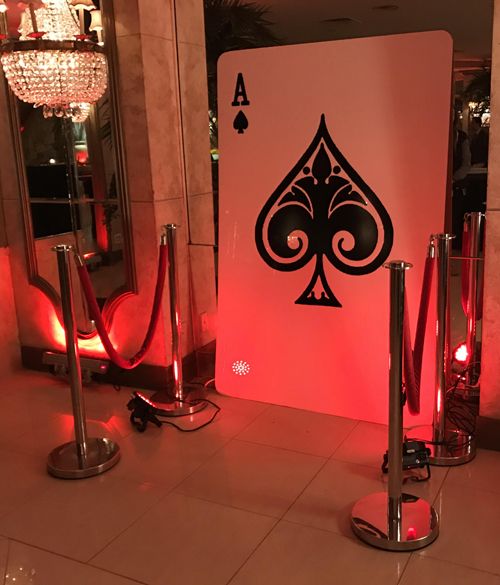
[49,313,107,357]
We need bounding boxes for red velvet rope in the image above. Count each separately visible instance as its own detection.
[403,255,435,416]
[76,244,167,369]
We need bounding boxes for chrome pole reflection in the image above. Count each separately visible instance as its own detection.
[432,234,453,445]
[387,261,410,540]
[47,245,120,479]
[152,225,207,417]
[164,224,184,402]
[55,244,88,462]
[426,233,475,465]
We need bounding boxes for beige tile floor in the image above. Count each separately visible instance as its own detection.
[1,370,500,584]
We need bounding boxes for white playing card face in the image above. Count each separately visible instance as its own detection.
[216,31,452,425]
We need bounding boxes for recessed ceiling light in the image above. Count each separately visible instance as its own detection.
[321,17,360,24]
[372,4,399,10]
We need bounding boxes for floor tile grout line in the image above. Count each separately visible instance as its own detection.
[416,549,500,578]
[224,402,273,441]
[2,538,11,585]
[224,518,281,585]
[170,488,286,521]
[328,419,363,459]
[4,537,149,585]
[231,436,338,460]
[0,475,62,528]
[86,434,239,564]
[84,482,180,565]
[161,435,235,494]
[395,551,414,584]
[277,453,332,522]
[431,467,450,506]
[434,469,500,499]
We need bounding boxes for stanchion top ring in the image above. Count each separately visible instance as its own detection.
[383,260,413,271]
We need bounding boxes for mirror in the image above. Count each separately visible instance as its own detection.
[7,0,136,335]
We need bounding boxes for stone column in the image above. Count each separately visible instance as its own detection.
[479,0,500,425]
[0,181,21,373]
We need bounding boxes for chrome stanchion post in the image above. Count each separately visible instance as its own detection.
[427,233,475,465]
[57,245,88,463]
[432,234,452,446]
[464,212,484,386]
[47,245,120,479]
[150,225,207,417]
[387,262,406,541]
[351,261,438,551]
[165,225,184,402]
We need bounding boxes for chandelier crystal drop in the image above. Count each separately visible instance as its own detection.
[0,0,107,119]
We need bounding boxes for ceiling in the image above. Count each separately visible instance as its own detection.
[255,0,493,72]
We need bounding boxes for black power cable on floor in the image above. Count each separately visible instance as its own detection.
[127,388,221,433]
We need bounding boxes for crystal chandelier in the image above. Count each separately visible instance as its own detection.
[0,0,107,120]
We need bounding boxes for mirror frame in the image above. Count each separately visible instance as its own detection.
[6,0,137,333]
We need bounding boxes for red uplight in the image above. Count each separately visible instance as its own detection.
[453,343,469,364]
[75,150,89,165]
[407,527,417,540]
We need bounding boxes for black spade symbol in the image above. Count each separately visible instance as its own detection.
[233,110,249,134]
[255,114,394,307]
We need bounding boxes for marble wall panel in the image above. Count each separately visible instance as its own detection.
[141,36,184,200]
[1,199,58,351]
[480,210,500,419]
[113,0,141,38]
[177,41,213,199]
[138,0,174,41]
[0,80,21,202]
[175,0,206,46]
[187,192,215,245]
[114,0,174,40]
[0,248,20,373]
[487,1,500,210]
[116,35,154,202]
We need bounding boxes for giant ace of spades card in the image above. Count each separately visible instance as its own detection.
[216,31,452,425]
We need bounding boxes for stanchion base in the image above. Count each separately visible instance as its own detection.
[429,431,476,466]
[152,398,208,417]
[47,437,120,479]
[408,425,476,466]
[351,492,439,551]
